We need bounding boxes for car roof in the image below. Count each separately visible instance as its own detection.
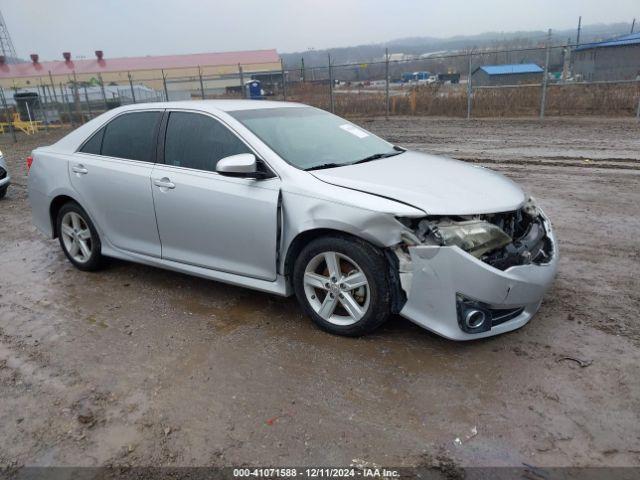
[115,99,307,113]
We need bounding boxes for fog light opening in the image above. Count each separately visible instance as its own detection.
[464,309,486,329]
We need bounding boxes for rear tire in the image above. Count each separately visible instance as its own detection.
[56,202,103,271]
[293,234,392,337]
[0,186,6,199]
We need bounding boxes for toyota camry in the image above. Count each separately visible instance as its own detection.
[27,100,558,339]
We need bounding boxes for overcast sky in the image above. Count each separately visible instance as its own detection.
[3,0,638,60]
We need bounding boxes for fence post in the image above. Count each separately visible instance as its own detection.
[466,53,473,119]
[38,81,49,132]
[281,58,287,101]
[198,66,205,99]
[82,84,93,119]
[0,88,17,143]
[127,72,136,103]
[47,83,64,122]
[161,69,169,101]
[385,48,390,120]
[328,53,335,113]
[48,71,59,103]
[72,71,83,123]
[540,29,552,119]
[98,73,108,110]
[61,82,75,126]
[238,64,245,98]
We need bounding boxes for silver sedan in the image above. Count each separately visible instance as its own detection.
[27,101,557,339]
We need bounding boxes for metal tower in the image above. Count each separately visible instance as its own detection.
[0,10,17,63]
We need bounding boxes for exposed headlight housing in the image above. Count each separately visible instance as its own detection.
[433,220,512,258]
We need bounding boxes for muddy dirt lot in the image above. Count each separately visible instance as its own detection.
[1,117,639,473]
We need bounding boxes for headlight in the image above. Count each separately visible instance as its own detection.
[434,220,512,258]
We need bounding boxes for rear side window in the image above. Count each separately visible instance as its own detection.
[164,112,250,172]
[101,111,161,162]
[79,128,104,154]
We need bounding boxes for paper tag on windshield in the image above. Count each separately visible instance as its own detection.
[340,124,369,139]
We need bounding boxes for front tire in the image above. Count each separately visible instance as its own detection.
[56,202,103,271]
[293,235,392,336]
[0,186,7,199]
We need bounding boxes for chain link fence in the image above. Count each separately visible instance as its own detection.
[1,34,639,143]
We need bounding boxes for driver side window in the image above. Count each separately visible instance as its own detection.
[164,112,250,172]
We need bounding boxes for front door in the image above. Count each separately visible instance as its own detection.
[151,111,280,281]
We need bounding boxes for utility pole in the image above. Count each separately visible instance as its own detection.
[301,57,305,82]
[385,48,390,120]
[328,53,334,113]
[576,16,582,45]
[198,66,205,99]
[466,52,473,119]
[238,64,245,98]
[281,58,287,101]
[631,18,636,34]
[540,29,552,119]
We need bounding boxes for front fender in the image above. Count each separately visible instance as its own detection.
[279,190,419,274]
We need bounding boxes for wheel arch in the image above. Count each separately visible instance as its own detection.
[49,194,81,238]
[282,227,406,313]
[283,228,362,279]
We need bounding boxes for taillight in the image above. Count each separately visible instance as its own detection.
[26,156,33,173]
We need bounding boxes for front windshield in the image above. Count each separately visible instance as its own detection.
[229,107,400,170]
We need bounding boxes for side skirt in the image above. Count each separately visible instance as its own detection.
[102,244,293,297]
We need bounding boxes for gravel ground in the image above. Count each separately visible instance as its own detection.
[0,116,639,474]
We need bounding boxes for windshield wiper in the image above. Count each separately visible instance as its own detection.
[305,147,405,171]
[304,162,343,171]
[351,148,404,165]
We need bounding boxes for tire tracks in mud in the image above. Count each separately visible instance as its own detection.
[455,156,640,171]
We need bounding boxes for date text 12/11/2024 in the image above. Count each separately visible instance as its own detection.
[232,468,401,478]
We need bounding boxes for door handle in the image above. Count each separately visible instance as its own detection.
[72,164,88,174]
[153,178,175,189]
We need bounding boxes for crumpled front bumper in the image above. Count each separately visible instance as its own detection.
[399,216,558,340]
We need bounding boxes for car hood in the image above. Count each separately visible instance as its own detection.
[309,151,526,215]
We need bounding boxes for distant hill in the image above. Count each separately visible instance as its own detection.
[281,22,634,69]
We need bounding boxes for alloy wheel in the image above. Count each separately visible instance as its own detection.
[303,251,371,326]
[60,211,93,263]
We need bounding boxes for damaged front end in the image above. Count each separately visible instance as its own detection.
[392,198,558,340]
[405,197,554,270]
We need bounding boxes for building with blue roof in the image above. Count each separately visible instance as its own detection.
[471,63,544,86]
[572,32,640,81]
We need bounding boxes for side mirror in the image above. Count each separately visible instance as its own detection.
[216,153,269,179]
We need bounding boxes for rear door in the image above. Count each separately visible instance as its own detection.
[151,110,281,281]
[70,110,163,257]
